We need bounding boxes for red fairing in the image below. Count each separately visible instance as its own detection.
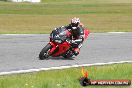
[49,41,71,57]
[52,42,71,56]
[84,29,90,40]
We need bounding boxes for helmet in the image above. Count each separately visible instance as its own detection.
[71,17,80,29]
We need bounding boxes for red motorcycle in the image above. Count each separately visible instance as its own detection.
[39,27,89,60]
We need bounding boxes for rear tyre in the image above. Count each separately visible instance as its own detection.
[39,43,52,60]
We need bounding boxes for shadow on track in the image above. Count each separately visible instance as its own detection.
[38,56,75,60]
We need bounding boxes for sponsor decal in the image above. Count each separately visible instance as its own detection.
[79,67,131,86]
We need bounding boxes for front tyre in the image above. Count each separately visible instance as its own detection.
[39,43,52,60]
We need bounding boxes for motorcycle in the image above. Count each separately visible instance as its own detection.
[39,26,89,60]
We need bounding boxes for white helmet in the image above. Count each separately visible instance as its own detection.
[71,17,80,29]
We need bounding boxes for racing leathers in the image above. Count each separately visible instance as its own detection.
[65,24,84,56]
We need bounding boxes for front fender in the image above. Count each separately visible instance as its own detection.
[49,41,58,54]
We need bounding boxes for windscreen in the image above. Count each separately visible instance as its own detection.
[50,27,68,41]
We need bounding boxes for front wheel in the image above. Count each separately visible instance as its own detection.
[39,43,52,60]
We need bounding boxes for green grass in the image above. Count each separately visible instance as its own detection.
[0,0,132,33]
[0,63,131,88]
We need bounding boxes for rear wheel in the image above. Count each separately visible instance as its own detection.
[39,43,52,60]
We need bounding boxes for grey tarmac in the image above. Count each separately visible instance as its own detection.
[0,33,132,73]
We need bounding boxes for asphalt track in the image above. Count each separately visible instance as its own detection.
[0,33,132,74]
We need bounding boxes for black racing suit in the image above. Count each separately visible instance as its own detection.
[65,24,84,50]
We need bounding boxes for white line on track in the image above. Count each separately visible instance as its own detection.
[0,34,43,36]
[0,32,127,36]
[107,32,126,33]
[0,61,131,75]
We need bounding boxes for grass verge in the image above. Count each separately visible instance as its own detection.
[0,63,131,88]
[0,0,132,33]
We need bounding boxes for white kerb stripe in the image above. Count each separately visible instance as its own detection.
[0,61,131,75]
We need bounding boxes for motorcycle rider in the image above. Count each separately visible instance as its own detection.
[65,17,85,56]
